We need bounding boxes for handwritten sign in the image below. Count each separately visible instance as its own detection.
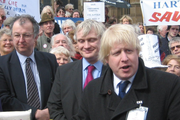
[84,2,105,22]
[140,0,180,26]
[138,34,167,68]
[0,0,40,22]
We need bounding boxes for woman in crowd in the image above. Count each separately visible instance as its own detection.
[41,5,60,34]
[71,9,81,18]
[61,19,76,35]
[50,46,71,66]
[68,30,82,60]
[0,28,14,56]
[56,6,65,17]
[162,54,180,77]
[119,15,133,24]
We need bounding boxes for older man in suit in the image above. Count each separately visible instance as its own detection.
[0,15,58,120]
[72,24,180,120]
[47,19,108,120]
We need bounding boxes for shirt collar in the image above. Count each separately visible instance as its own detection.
[16,51,35,65]
[113,72,136,89]
[82,58,103,71]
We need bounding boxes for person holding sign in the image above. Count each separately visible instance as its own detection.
[72,24,180,120]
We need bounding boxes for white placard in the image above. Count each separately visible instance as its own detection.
[0,109,31,120]
[138,34,167,68]
[0,0,40,22]
[84,2,105,22]
[140,0,180,26]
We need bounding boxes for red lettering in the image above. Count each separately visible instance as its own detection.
[8,0,17,7]
[0,0,5,3]
[159,11,172,22]
[172,11,180,22]
[149,12,161,22]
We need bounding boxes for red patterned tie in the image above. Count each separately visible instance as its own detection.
[84,65,95,89]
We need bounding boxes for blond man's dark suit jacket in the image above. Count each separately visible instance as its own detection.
[72,58,180,120]
[0,50,58,120]
[47,59,108,120]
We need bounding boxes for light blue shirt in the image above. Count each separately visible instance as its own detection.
[16,51,41,108]
[113,73,136,95]
[82,58,103,88]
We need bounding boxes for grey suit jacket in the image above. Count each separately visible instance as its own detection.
[47,59,108,120]
[0,50,58,120]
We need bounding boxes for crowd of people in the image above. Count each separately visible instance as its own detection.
[0,0,180,120]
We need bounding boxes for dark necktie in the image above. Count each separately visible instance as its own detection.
[84,65,95,89]
[119,81,130,98]
[26,58,40,109]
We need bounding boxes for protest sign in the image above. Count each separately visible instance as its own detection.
[84,2,105,22]
[0,0,40,22]
[138,34,167,68]
[140,0,180,26]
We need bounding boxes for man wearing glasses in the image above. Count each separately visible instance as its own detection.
[169,37,180,57]
[0,5,6,29]
[65,3,74,15]
[0,14,58,120]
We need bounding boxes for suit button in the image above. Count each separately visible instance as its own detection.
[108,90,112,95]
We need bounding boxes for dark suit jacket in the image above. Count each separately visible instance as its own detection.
[47,59,108,120]
[72,58,180,120]
[0,50,58,120]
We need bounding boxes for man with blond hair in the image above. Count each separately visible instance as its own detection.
[72,24,180,120]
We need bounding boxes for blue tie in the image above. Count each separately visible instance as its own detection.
[119,81,130,98]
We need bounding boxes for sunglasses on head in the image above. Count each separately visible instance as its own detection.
[170,45,180,51]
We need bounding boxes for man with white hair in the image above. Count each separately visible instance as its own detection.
[47,19,108,120]
[157,25,167,39]
[51,33,76,61]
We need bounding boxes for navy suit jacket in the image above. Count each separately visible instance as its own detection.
[72,58,180,120]
[0,50,58,119]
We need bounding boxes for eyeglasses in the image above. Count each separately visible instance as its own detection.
[13,33,33,39]
[0,15,6,20]
[69,8,73,10]
[170,45,180,51]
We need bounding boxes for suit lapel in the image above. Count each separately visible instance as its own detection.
[72,60,83,105]
[10,51,27,103]
[101,64,108,77]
